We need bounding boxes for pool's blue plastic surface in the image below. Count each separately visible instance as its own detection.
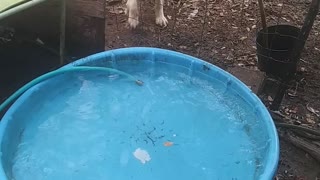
[0,47,279,180]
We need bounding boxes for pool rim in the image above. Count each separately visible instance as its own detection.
[0,47,279,180]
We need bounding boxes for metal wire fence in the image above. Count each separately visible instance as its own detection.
[105,0,320,123]
[106,0,319,82]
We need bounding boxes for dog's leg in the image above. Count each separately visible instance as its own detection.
[126,0,139,28]
[155,0,168,27]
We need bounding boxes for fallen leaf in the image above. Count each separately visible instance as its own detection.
[164,141,174,147]
[289,107,298,114]
[305,114,316,124]
[306,117,316,124]
[294,120,301,125]
[284,107,290,115]
[300,67,306,72]
[188,9,199,19]
[306,104,320,117]
[282,17,290,22]
[300,58,307,63]
[240,36,247,41]
[288,92,298,97]
[36,38,44,45]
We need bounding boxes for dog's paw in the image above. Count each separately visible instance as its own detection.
[126,0,139,29]
[156,15,168,27]
[128,17,139,28]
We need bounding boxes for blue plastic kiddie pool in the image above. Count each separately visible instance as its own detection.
[0,47,279,180]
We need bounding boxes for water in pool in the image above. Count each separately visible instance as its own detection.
[11,62,262,180]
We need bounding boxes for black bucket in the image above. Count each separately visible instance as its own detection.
[256,25,301,78]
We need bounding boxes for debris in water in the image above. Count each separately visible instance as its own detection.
[163,141,174,147]
[133,148,151,164]
[135,80,144,86]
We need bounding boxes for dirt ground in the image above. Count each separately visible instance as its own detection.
[0,0,320,179]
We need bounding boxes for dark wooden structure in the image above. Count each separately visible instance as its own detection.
[0,0,106,63]
[66,0,106,59]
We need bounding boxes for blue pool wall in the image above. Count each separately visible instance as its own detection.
[0,47,279,180]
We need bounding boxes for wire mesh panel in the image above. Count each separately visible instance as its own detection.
[105,0,318,68]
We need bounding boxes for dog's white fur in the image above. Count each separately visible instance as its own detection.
[125,0,168,28]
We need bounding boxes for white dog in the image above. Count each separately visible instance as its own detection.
[125,0,168,28]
